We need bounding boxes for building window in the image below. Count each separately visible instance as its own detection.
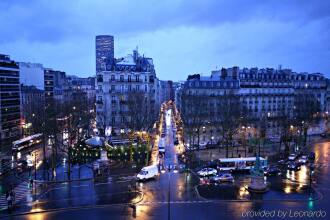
[128,85,132,91]
[120,75,124,82]
[128,75,131,82]
[111,85,116,92]
[111,75,115,81]
[145,85,148,92]
[112,117,116,124]
[136,85,140,91]
[136,75,140,82]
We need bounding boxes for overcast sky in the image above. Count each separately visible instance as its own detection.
[1,0,329,81]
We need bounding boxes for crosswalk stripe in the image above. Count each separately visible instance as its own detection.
[0,182,30,208]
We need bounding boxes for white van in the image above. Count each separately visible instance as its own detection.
[137,165,159,180]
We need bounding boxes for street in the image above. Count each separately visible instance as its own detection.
[2,110,330,220]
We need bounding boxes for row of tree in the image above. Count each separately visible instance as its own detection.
[181,91,321,158]
[29,90,94,180]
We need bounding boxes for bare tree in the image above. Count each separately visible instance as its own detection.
[277,110,294,156]
[216,92,244,158]
[294,94,321,147]
[181,93,209,149]
[123,90,156,132]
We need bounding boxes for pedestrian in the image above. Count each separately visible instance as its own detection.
[10,189,15,204]
[30,178,34,188]
[6,191,12,210]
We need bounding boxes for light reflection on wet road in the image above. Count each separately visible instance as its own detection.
[7,132,330,219]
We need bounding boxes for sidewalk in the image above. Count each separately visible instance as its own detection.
[19,163,94,183]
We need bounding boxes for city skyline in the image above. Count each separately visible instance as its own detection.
[1,0,329,81]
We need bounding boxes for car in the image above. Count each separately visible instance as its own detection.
[308,152,315,161]
[277,159,286,165]
[264,166,281,176]
[173,165,179,173]
[287,162,301,171]
[288,154,298,161]
[160,165,166,173]
[199,142,207,149]
[211,173,234,183]
[320,133,327,138]
[186,144,198,151]
[298,155,308,164]
[159,146,165,154]
[197,168,217,177]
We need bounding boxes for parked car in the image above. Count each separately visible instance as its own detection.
[298,155,308,164]
[197,168,217,177]
[199,142,207,150]
[287,162,301,171]
[308,152,315,161]
[288,154,298,161]
[211,173,234,183]
[264,166,282,176]
[277,159,287,165]
[186,144,198,151]
[320,133,327,138]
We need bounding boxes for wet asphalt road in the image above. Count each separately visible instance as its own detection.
[4,110,330,219]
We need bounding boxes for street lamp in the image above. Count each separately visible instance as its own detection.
[309,163,315,195]
[167,164,172,220]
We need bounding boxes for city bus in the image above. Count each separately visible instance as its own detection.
[12,133,43,151]
[217,157,267,171]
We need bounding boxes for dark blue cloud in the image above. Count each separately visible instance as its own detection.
[0,0,329,80]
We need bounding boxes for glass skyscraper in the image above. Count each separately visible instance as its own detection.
[95,35,114,73]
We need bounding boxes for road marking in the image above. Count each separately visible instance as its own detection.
[139,200,212,205]
[0,182,30,209]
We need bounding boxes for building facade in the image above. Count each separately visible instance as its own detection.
[96,41,160,135]
[0,54,21,152]
[177,67,327,146]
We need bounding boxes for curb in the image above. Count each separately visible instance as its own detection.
[0,190,144,218]
[15,171,94,185]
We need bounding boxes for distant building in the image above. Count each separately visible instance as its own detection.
[0,54,21,152]
[19,62,45,135]
[96,35,114,72]
[44,68,55,101]
[159,80,175,103]
[66,75,96,112]
[44,69,67,103]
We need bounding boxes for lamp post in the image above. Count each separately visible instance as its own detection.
[167,164,171,220]
[33,153,38,181]
[309,163,314,195]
